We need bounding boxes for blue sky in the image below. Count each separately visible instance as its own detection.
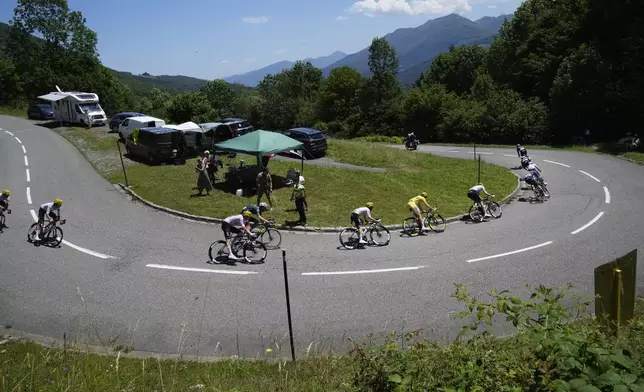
[0,0,523,80]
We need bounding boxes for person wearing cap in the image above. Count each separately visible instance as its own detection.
[407,192,434,232]
[256,166,273,207]
[0,189,11,214]
[196,150,213,196]
[34,198,64,241]
[467,183,495,219]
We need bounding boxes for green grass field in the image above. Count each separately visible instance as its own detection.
[0,105,27,118]
[54,127,518,227]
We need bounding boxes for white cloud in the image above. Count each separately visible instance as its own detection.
[244,58,257,63]
[242,16,269,24]
[221,60,229,63]
[335,15,348,20]
[274,48,287,55]
[348,0,472,16]
[487,4,497,8]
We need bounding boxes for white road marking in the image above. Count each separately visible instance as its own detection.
[571,212,604,235]
[446,150,460,153]
[146,263,258,275]
[466,241,553,263]
[543,159,570,168]
[30,209,37,221]
[61,240,116,259]
[603,187,611,204]
[26,187,32,204]
[24,156,28,167]
[503,154,517,158]
[470,151,494,155]
[579,170,600,182]
[21,145,26,154]
[25,168,30,182]
[14,137,22,144]
[5,131,14,136]
[302,266,425,276]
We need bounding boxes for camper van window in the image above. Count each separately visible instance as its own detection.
[75,105,83,114]
[79,103,101,112]
[77,94,96,100]
[146,121,156,127]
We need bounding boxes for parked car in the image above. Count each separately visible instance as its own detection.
[27,103,54,120]
[198,122,237,146]
[118,116,165,140]
[124,127,178,165]
[109,112,145,132]
[283,127,328,158]
[221,118,254,136]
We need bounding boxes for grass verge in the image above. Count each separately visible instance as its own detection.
[55,127,517,227]
[0,105,27,119]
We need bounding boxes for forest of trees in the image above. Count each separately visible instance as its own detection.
[0,0,642,145]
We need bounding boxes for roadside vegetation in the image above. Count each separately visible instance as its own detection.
[3,284,644,391]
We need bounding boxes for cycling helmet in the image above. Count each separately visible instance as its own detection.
[366,202,374,209]
[420,192,428,198]
[478,183,484,187]
[53,198,63,206]
[259,202,269,210]
[517,143,521,147]
[242,210,252,218]
[2,189,10,196]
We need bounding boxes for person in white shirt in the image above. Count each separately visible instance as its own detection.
[522,157,546,185]
[350,202,378,244]
[467,184,495,218]
[221,210,253,260]
[35,198,63,241]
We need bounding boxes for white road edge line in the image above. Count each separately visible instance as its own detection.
[24,156,28,167]
[466,241,553,263]
[571,212,604,235]
[5,131,14,136]
[302,266,425,276]
[146,263,258,275]
[21,145,26,154]
[28,208,116,259]
[446,150,460,153]
[543,159,570,168]
[26,186,32,204]
[25,168,30,182]
[503,154,517,158]
[579,170,600,182]
[470,152,494,155]
[603,187,611,204]
[14,137,22,144]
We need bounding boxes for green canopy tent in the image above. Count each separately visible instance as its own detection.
[214,129,306,172]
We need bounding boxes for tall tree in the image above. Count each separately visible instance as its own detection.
[199,79,235,117]
[417,45,489,95]
[316,66,364,123]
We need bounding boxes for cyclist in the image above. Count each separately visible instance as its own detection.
[517,144,528,158]
[35,198,63,241]
[523,158,547,185]
[351,202,378,244]
[523,173,542,198]
[407,192,434,232]
[221,210,254,260]
[241,202,271,224]
[0,189,11,214]
[467,184,495,219]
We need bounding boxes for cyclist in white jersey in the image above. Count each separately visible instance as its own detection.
[350,202,378,244]
[467,184,495,218]
[35,198,63,241]
[221,210,253,260]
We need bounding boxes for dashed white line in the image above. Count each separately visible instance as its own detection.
[14,137,22,144]
[470,152,494,155]
[571,212,604,235]
[579,170,600,182]
[466,241,554,263]
[30,209,37,221]
[5,131,14,136]
[603,187,611,204]
[503,154,517,158]
[25,168,30,182]
[26,186,32,204]
[21,145,26,154]
[302,266,425,276]
[446,150,460,153]
[146,264,258,275]
[24,156,28,167]
[543,159,570,168]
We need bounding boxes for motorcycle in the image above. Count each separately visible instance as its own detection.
[404,139,419,150]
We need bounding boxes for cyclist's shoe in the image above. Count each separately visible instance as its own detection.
[228,253,241,260]
[422,226,430,232]
[34,235,41,241]
[484,214,491,219]
[359,238,367,244]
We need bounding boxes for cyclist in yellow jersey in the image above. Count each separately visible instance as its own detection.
[407,192,434,232]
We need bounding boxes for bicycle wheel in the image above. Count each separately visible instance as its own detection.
[26,223,38,242]
[402,217,419,236]
[47,227,63,247]
[487,202,502,219]
[339,228,360,250]
[259,228,282,249]
[243,240,267,263]
[369,225,390,246]
[540,185,550,199]
[469,205,483,222]
[208,240,230,264]
[0,214,5,229]
[427,214,446,232]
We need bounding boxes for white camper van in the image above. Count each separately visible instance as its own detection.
[37,86,107,127]
[118,116,166,140]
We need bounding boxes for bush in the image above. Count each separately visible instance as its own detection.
[351,135,404,144]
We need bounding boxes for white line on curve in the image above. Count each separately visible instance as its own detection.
[543,159,570,168]
[146,263,258,275]
[470,152,494,155]
[302,266,425,276]
[30,209,37,221]
[24,156,28,167]
[466,241,554,263]
[503,154,517,158]
[26,186,31,204]
[14,137,22,144]
[5,131,14,136]
[579,170,600,182]
[571,212,604,235]
[25,168,30,182]
[446,150,460,153]
[603,187,611,204]
[21,145,26,154]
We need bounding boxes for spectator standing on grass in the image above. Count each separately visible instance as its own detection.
[256,166,273,207]
[633,134,640,150]
[298,176,308,212]
[291,180,307,225]
[196,151,213,196]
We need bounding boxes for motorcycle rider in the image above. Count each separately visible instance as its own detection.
[405,132,419,148]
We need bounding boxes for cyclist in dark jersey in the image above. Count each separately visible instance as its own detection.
[241,202,271,224]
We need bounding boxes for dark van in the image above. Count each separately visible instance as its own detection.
[125,127,178,165]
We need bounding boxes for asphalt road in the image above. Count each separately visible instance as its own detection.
[1,115,643,358]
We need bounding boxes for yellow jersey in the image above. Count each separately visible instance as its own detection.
[408,195,430,209]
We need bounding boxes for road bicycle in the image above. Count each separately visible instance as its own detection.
[530,182,550,202]
[250,219,282,249]
[339,218,390,250]
[469,196,502,222]
[27,217,66,247]
[0,208,10,232]
[402,208,446,236]
[208,231,267,264]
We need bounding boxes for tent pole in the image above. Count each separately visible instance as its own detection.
[300,150,304,174]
